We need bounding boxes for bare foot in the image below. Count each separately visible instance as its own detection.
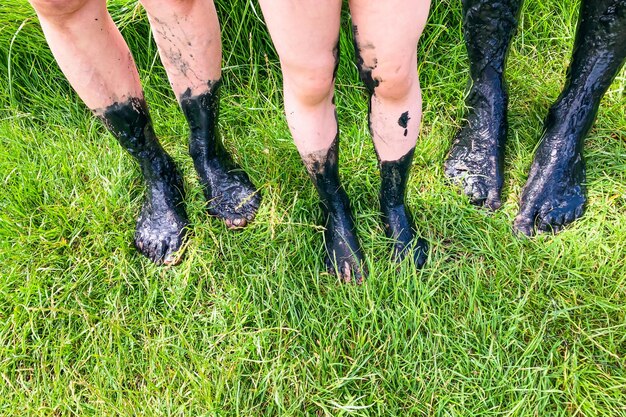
[514,128,586,236]
[195,157,261,229]
[381,203,427,268]
[322,196,366,284]
[134,155,189,264]
[445,70,507,210]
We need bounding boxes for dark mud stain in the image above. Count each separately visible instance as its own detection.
[99,97,188,264]
[379,148,427,267]
[302,134,366,283]
[514,0,626,236]
[398,111,410,136]
[352,25,380,95]
[179,80,260,227]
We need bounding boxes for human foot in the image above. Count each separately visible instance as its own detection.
[99,97,189,264]
[381,203,428,268]
[379,150,428,268]
[445,70,507,210]
[514,125,586,236]
[180,81,260,229]
[322,199,366,283]
[194,156,261,229]
[135,154,189,264]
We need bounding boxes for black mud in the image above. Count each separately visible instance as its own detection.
[99,97,189,264]
[379,148,428,268]
[444,0,522,210]
[302,135,366,283]
[180,80,261,228]
[352,25,380,95]
[398,111,410,137]
[514,0,626,235]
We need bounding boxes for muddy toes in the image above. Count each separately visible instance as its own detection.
[207,183,261,229]
[135,229,186,265]
[326,257,364,284]
[513,212,536,237]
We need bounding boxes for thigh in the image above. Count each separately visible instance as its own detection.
[258,0,342,77]
[349,0,430,76]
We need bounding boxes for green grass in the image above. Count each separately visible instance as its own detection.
[1,0,626,415]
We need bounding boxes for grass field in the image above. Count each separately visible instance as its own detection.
[1,0,626,415]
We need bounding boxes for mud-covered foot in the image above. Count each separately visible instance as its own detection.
[134,157,189,265]
[445,70,507,210]
[196,157,261,229]
[382,204,428,268]
[513,129,586,236]
[322,204,366,284]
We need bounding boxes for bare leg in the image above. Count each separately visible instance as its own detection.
[141,0,260,229]
[29,0,188,264]
[350,0,430,267]
[258,0,365,282]
[444,0,523,210]
[514,0,626,236]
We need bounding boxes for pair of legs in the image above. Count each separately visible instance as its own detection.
[259,0,431,282]
[445,0,626,235]
[30,0,261,263]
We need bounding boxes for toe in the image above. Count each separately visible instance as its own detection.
[513,213,536,237]
[231,218,245,228]
[142,239,162,264]
[340,261,352,283]
[464,178,488,206]
[484,188,502,211]
[574,205,585,219]
[537,212,555,232]
[353,267,364,285]
[162,237,183,266]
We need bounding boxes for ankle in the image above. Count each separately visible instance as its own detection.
[140,150,177,182]
[468,75,507,109]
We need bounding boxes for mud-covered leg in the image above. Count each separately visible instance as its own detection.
[141,0,261,228]
[258,0,364,281]
[514,0,626,235]
[29,0,188,264]
[445,0,523,209]
[99,98,189,264]
[302,135,366,283]
[379,149,428,267]
[179,81,260,228]
[350,0,430,267]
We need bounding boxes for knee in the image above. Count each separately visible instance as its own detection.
[371,62,417,101]
[283,66,335,107]
[30,0,91,19]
